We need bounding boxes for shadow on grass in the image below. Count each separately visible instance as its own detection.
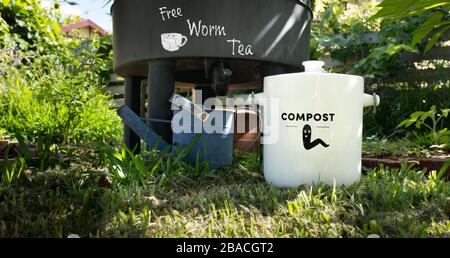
[0,145,449,238]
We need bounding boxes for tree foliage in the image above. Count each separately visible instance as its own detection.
[374,0,450,51]
[0,0,119,145]
[310,0,422,79]
[0,0,63,55]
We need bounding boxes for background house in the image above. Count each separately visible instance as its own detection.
[61,19,108,38]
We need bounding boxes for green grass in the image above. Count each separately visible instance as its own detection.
[0,146,449,238]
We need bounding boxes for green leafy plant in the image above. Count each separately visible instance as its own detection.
[104,145,155,186]
[0,158,26,185]
[351,42,418,78]
[0,128,5,139]
[397,105,450,146]
[311,0,421,79]
[0,1,119,149]
[0,0,64,55]
[0,65,121,145]
[374,0,450,51]
[1,143,27,185]
[437,158,450,179]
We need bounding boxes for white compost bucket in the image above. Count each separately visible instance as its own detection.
[251,61,380,187]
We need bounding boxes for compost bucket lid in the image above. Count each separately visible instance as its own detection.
[302,61,325,73]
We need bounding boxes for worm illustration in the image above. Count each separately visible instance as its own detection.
[302,124,329,150]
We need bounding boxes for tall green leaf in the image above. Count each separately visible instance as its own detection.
[437,158,450,179]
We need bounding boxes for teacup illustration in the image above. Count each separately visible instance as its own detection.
[161,33,188,52]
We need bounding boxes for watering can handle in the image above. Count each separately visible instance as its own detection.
[169,94,210,121]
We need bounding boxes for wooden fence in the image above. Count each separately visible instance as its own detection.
[106,32,450,107]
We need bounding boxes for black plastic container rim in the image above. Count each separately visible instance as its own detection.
[296,0,314,19]
[111,0,314,18]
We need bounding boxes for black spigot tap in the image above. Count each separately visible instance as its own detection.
[211,62,232,96]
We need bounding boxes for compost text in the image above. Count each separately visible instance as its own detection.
[281,112,336,122]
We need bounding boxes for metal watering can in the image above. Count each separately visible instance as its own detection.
[118,95,235,170]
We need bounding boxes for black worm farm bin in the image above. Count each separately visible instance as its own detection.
[112,0,313,152]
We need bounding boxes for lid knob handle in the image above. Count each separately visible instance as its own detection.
[302,61,325,73]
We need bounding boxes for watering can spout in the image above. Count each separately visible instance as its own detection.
[117,105,169,151]
[363,93,380,108]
